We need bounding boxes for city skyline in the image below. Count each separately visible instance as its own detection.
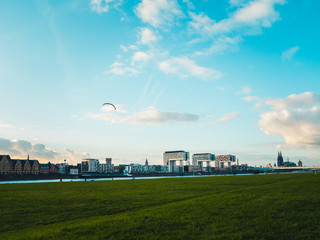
[1,0,320,166]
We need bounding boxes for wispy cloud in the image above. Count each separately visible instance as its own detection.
[158,56,222,80]
[281,46,300,61]
[89,106,200,125]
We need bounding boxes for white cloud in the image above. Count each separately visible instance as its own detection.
[237,87,252,94]
[89,106,200,125]
[90,0,122,14]
[188,11,215,33]
[243,96,260,102]
[242,87,252,94]
[138,28,158,45]
[120,45,138,52]
[258,92,320,148]
[102,104,127,113]
[281,46,300,61]
[264,92,320,110]
[158,56,222,80]
[229,0,250,7]
[182,0,195,10]
[259,106,320,148]
[131,51,150,65]
[189,0,285,36]
[106,61,139,75]
[217,112,240,122]
[135,0,184,28]
[0,123,24,130]
[233,0,284,27]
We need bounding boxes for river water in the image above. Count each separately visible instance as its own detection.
[0,173,259,184]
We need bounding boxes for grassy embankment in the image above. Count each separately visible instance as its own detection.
[0,173,319,239]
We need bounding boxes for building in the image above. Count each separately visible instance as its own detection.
[81,158,100,172]
[298,160,303,167]
[106,158,112,165]
[99,163,114,173]
[185,165,202,173]
[55,163,69,174]
[282,158,297,167]
[122,164,169,175]
[69,166,79,175]
[163,151,189,173]
[49,164,59,173]
[81,160,89,172]
[81,158,114,173]
[40,163,50,174]
[39,162,59,174]
[0,155,40,175]
[192,153,215,171]
[215,155,236,169]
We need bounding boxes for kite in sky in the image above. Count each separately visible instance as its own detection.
[103,103,116,110]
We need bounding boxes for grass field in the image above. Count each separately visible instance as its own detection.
[0,173,319,239]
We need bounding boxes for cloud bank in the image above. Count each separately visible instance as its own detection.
[0,138,89,163]
[258,92,320,148]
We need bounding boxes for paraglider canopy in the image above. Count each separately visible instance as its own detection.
[103,103,116,110]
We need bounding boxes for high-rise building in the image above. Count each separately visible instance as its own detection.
[163,151,189,173]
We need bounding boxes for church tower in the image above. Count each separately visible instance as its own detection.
[277,151,284,167]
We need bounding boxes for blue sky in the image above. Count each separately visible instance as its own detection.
[1,0,320,166]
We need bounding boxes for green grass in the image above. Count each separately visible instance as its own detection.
[0,173,319,239]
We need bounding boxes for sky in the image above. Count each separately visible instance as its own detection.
[0,0,320,166]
